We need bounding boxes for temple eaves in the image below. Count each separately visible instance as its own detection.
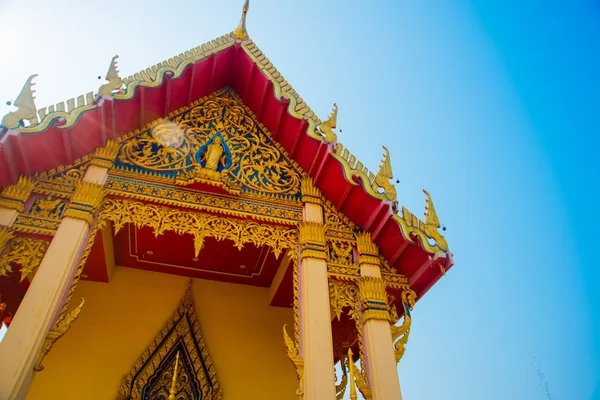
[0,1,450,258]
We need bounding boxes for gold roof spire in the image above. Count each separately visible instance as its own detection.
[167,352,180,400]
[232,0,250,40]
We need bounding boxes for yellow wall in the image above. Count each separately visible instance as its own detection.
[27,267,298,399]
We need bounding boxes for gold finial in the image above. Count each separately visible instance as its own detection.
[1,75,38,129]
[232,0,250,40]
[373,146,397,202]
[319,103,338,143]
[98,55,123,97]
[168,352,180,400]
[423,189,440,229]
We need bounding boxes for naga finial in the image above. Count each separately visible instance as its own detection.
[423,189,440,229]
[98,55,123,97]
[232,0,250,40]
[421,189,448,250]
[1,74,38,129]
[319,103,338,143]
[373,146,397,202]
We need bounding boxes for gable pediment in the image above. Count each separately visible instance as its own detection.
[113,88,302,202]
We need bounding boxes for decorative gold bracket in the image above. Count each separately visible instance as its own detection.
[34,298,85,371]
[283,324,304,397]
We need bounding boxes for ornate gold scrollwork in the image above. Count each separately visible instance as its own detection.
[100,198,298,258]
[34,298,85,371]
[390,302,412,364]
[283,324,304,397]
[115,89,302,200]
[0,236,49,280]
[329,280,359,322]
[118,286,222,400]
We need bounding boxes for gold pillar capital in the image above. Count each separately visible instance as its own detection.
[355,231,381,266]
[90,140,120,169]
[64,182,106,225]
[0,176,37,212]
[299,221,326,260]
[301,176,322,205]
[357,276,390,323]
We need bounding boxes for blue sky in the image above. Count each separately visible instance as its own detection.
[1,1,598,399]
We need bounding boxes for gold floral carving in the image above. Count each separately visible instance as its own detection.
[115,89,302,201]
[299,222,327,260]
[0,236,49,281]
[329,280,359,323]
[357,277,390,323]
[100,198,297,258]
[63,181,106,225]
[106,176,302,225]
[328,239,355,267]
[301,176,322,204]
[34,298,85,371]
[0,227,15,255]
[0,175,37,212]
[323,198,355,240]
[118,285,222,400]
[91,140,120,169]
[33,161,90,199]
[319,103,338,144]
[283,324,304,397]
[1,75,38,129]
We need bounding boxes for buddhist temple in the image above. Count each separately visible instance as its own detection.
[0,2,453,399]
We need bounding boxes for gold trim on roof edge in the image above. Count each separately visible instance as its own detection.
[3,29,448,254]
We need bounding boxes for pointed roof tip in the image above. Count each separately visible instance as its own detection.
[232,0,250,40]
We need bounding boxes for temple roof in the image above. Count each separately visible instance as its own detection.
[0,2,452,299]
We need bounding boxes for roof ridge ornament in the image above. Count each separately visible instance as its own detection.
[98,55,123,97]
[232,0,250,40]
[319,103,338,143]
[373,146,397,203]
[1,74,38,130]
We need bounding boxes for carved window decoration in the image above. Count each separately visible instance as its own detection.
[118,286,222,400]
[115,88,302,201]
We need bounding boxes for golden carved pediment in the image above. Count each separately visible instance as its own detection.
[118,285,222,400]
[113,88,302,201]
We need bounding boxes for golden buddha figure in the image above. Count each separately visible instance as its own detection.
[203,136,227,171]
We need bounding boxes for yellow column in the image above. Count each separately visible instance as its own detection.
[0,176,37,227]
[298,177,336,399]
[356,232,402,400]
[0,142,116,400]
